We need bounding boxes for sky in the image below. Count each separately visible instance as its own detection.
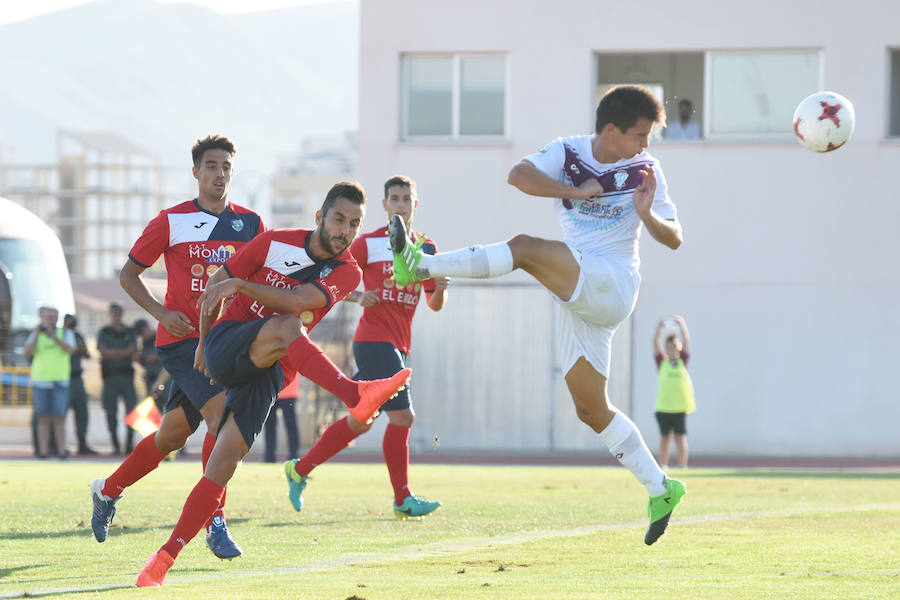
[0,0,338,26]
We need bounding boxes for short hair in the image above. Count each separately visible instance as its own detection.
[133,319,149,333]
[109,302,123,314]
[678,98,693,108]
[383,175,417,199]
[192,134,236,167]
[595,85,666,134]
[321,181,366,217]
[38,306,58,315]
[64,314,77,327]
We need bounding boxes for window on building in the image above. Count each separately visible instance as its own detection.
[402,54,507,140]
[596,50,822,140]
[706,50,820,136]
[890,49,900,137]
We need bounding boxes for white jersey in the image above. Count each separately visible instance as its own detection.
[523,134,677,267]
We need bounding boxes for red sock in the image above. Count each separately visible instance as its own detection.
[201,433,227,528]
[102,433,167,498]
[295,417,358,477]
[383,424,411,505]
[161,476,224,559]
[285,336,359,407]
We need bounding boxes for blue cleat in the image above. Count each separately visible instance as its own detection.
[283,459,308,512]
[89,478,119,542]
[393,495,442,518]
[206,515,242,559]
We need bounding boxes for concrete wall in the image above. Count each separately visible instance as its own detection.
[356,0,900,456]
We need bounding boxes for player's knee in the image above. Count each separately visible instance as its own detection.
[155,428,187,453]
[348,416,373,434]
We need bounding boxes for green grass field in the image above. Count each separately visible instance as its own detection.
[1,459,898,599]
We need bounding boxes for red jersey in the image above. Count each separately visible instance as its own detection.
[129,199,265,347]
[219,228,361,329]
[350,226,437,354]
[217,228,362,390]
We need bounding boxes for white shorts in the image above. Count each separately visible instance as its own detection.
[551,244,640,377]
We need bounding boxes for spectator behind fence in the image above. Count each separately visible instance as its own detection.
[98,303,138,455]
[263,375,300,463]
[24,306,74,458]
[653,315,695,469]
[134,319,172,411]
[64,313,97,455]
[665,98,701,140]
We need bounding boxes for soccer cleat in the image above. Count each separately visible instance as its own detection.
[136,549,175,587]
[205,515,243,559]
[393,495,442,519]
[283,459,308,512]
[388,214,427,287]
[644,477,687,545]
[89,478,119,543]
[351,368,412,424]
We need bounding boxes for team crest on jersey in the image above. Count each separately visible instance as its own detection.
[190,263,204,277]
[613,171,629,190]
[320,266,333,278]
[206,265,218,277]
[299,311,314,324]
[231,218,244,232]
[383,277,394,289]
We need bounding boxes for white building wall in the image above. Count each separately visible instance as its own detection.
[357,0,900,456]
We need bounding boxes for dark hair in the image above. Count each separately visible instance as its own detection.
[109,302,123,314]
[383,174,416,199]
[133,319,149,333]
[321,181,366,217]
[192,134,236,167]
[594,85,666,134]
[64,314,77,327]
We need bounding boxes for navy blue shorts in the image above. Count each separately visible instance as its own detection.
[205,318,284,449]
[157,338,223,432]
[352,341,410,411]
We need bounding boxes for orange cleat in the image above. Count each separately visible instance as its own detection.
[351,368,411,424]
[136,549,175,587]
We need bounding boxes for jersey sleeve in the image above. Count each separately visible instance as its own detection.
[521,137,566,179]
[349,236,367,267]
[311,263,362,308]
[224,230,272,279]
[650,159,677,220]
[129,211,170,268]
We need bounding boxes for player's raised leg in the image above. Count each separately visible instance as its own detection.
[565,357,685,544]
[251,315,410,425]
[390,214,580,302]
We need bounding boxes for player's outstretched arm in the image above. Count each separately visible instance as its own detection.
[426,277,449,311]
[120,259,195,337]
[508,160,603,200]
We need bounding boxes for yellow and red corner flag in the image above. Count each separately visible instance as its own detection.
[125,396,162,437]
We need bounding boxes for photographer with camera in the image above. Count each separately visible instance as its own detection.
[24,306,75,458]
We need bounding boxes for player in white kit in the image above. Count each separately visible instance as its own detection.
[390,85,686,545]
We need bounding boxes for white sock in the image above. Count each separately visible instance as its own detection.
[418,242,514,279]
[597,412,667,496]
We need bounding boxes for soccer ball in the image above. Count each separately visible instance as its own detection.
[792,91,855,152]
[659,318,680,340]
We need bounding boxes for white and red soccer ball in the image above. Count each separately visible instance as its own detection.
[793,91,855,152]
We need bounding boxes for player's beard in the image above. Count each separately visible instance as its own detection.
[318,228,350,257]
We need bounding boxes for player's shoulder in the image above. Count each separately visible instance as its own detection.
[265,227,310,245]
[359,225,389,241]
[161,199,201,215]
[228,202,261,216]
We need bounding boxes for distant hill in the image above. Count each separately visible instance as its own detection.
[0,0,358,173]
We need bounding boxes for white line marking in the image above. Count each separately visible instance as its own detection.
[3,502,898,598]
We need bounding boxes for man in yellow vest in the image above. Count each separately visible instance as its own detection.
[24,306,75,458]
[653,315,695,469]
